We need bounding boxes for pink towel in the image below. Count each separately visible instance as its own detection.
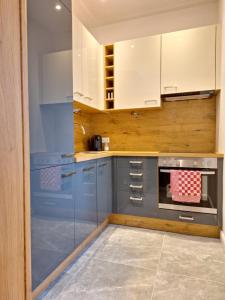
[40,167,61,192]
[170,170,201,203]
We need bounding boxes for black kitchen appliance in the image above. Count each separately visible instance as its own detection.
[89,135,103,151]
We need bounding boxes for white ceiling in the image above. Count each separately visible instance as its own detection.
[75,0,218,28]
[28,0,72,33]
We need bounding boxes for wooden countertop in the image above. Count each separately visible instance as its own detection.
[74,151,224,162]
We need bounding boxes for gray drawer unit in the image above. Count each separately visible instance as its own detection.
[158,209,218,226]
[114,157,158,218]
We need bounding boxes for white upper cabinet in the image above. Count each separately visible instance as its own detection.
[114,35,161,109]
[161,25,216,94]
[73,15,100,109]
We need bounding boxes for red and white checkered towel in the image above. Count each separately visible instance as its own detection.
[40,166,61,192]
[170,170,201,203]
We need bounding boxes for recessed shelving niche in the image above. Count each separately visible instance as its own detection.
[104,45,114,109]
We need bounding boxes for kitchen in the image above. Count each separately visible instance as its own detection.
[1,0,225,299]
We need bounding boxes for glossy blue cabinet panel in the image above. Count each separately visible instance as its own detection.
[31,164,76,290]
[97,158,112,224]
[28,0,74,169]
[74,162,98,247]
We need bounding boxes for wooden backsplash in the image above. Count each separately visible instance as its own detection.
[74,98,216,153]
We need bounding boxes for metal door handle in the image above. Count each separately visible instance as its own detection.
[160,169,216,175]
[61,153,74,158]
[83,166,95,172]
[129,184,143,189]
[130,196,143,202]
[129,161,143,164]
[179,215,194,221]
[61,171,76,178]
[129,173,143,177]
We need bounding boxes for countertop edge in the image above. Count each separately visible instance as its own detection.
[74,151,224,163]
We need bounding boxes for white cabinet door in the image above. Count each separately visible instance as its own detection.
[161,25,216,94]
[73,16,84,102]
[73,14,100,109]
[42,50,73,104]
[114,35,161,109]
[82,27,100,108]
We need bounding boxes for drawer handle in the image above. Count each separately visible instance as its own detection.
[99,163,107,168]
[129,173,143,177]
[61,171,76,178]
[83,166,95,172]
[61,153,74,158]
[129,161,143,164]
[130,196,143,202]
[179,215,194,221]
[129,184,143,189]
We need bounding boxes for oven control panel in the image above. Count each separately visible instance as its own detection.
[158,157,217,169]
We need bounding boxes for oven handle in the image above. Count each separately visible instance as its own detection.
[159,169,215,175]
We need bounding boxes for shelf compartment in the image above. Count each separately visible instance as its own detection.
[104,44,115,109]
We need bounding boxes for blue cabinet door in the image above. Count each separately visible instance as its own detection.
[31,163,76,290]
[97,158,112,224]
[74,161,98,247]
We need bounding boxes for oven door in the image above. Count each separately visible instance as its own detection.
[158,168,217,214]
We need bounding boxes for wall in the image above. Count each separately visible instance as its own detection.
[75,98,216,153]
[74,111,94,152]
[91,1,219,44]
[217,0,225,236]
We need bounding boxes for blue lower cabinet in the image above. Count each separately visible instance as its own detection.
[97,158,113,224]
[74,161,98,247]
[31,163,76,290]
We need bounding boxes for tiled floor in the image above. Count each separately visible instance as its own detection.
[39,225,225,300]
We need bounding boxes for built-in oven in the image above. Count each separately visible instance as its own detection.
[158,157,218,215]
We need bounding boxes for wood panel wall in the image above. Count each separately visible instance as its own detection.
[75,98,216,153]
[74,111,94,152]
[0,0,27,299]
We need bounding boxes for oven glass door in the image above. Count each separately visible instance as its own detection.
[158,168,217,214]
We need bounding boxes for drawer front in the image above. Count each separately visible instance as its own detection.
[158,209,218,226]
[116,190,158,218]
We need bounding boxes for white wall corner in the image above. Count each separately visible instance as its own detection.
[220,230,225,250]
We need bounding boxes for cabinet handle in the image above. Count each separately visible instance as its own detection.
[84,96,93,101]
[99,163,107,168]
[130,196,143,202]
[129,184,143,189]
[61,171,76,178]
[179,215,194,222]
[74,91,84,97]
[83,166,95,172]
[144,100,157,105]
[129,173,143,177]
[43,201,57,206]
[163,86,178,93]
[129,161,143,164]
[61,153,74,158]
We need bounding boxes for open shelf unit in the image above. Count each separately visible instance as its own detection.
[104,45,115,109]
